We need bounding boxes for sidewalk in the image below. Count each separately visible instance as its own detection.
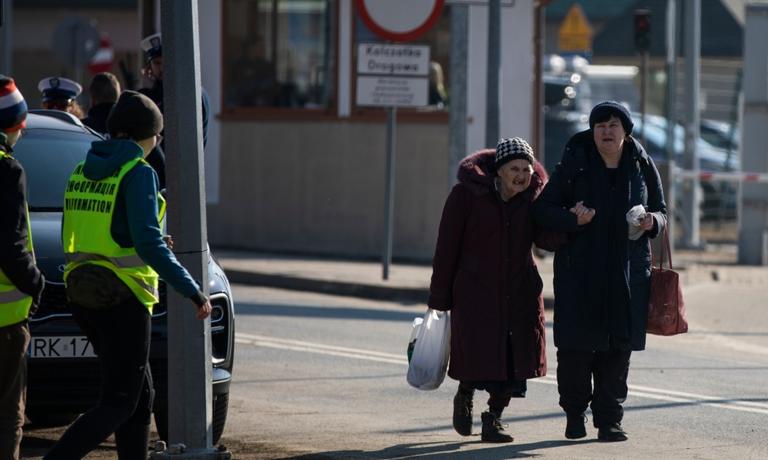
[215,245,768,306]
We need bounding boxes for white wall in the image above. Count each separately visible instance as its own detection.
[466,1,534,153]
[198,0,222,204]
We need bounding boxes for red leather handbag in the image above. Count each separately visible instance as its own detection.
[647,229,688,336]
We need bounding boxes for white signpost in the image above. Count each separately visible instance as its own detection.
[355,43,430,280]
[354,0,443,280]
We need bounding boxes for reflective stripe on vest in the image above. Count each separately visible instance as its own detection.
[0,150,34,327]
[62,157,164,313]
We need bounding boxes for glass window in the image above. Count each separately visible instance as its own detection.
[223,0,337,110]
[354,4,451,111]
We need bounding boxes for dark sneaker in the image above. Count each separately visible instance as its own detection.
[480,411,514,443]
[565,413,587,439]
[597,423,628,442]
[452,390,474,436]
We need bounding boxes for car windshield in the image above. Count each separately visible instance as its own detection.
[13,128,94,210]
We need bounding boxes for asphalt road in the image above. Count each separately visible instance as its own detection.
[220,284,768,460]
[20,282,768,459]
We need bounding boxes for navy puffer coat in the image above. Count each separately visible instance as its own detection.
[533,130,667,351]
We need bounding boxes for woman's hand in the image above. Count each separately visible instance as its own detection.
[163,234,174,250]
[570,201,596,226]
[640,214,654,231]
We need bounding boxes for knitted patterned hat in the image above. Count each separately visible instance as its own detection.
[0,75,28,133]
[494,137,534,170]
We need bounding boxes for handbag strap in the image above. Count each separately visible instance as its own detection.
[652,227,673,270]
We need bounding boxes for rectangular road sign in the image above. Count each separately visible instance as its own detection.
[356,75,428,107]
[357,43,430,76]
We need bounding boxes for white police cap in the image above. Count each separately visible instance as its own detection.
[37,76,83,102]
[141,33,163,60]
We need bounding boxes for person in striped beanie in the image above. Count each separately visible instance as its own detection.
[0,75,27,134]
[0,75,44,460]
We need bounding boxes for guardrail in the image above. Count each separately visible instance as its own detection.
[675,169,768,184]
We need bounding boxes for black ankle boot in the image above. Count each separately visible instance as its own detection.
[481,411,513,443]
[565,413,587,439]
[452,388,474,436]
[597,422,628,442]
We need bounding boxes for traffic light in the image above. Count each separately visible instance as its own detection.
[634,9,651,52]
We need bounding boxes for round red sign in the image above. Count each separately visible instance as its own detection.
[356,0,445,43]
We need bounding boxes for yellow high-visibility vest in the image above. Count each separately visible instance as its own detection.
[62,157,166,313]
[0,150,35,327]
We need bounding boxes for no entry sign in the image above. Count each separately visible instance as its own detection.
[356,0,445,42]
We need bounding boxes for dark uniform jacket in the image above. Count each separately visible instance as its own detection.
[533,130,667,352]
[81,102,114,135]
[428,149,563,382]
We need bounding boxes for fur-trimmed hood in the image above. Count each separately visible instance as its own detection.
[457,148,548,198]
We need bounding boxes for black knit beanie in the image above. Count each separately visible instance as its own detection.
[589,101,634,135]
[107,90,163,140]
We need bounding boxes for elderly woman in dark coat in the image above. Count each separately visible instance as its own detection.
[533,101,667,442]
[428,137,562,443]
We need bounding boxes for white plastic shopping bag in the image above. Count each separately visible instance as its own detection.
[407,308,450,390]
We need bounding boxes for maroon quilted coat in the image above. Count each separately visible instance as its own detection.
[428,149,562,382]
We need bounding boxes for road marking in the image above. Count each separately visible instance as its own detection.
[236,332,768,416]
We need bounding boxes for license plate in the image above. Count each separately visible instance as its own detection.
[28,336,96,359]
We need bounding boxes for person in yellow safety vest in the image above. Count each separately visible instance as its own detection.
[44,91,211,460]
[0,75,45,460]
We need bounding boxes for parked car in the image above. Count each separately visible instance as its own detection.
[16,111,234,443]
[543,109,737,220]
[699,118,739,153]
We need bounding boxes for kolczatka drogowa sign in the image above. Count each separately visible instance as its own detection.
[356,43,430,107]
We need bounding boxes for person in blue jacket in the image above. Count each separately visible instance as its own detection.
[45,91,211,460]
[533,101,667,443]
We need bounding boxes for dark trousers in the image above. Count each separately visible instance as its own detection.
[45,297,154,460]
[556,348,631,427]
[458,381,516,416]
[0,321,30,460]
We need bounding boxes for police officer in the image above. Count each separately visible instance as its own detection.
[139,33,211,183]
[44,91,211,460]
[38,76,85,118]
[0,75,45,460]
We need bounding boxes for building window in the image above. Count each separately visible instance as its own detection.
[223,0,336,110]
[353,3,451,111]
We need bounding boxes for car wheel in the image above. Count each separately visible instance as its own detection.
[153,392,228,445]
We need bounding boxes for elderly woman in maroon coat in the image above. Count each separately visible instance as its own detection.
[428,137,561,443]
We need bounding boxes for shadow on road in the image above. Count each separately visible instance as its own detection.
[236,302,424,322]
[236,302,555,330]
[280,439,599,459]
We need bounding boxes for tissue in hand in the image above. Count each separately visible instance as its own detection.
[626,205,647,240]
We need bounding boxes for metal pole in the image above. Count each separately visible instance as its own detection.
[485,0,501,147]
[0,0,11,74]
[449,4,468,188]
[382,107,396,280]
[682,0,701,248]
[665,0,677,254]
[532,2,544,163]
[155,1,226,458]
[738,4,768,265]
[640,50,648,146]
[73,23,82,92]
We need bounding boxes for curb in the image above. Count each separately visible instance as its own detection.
[224,268,557,308]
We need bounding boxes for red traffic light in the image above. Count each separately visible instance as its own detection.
[634,9,651,52]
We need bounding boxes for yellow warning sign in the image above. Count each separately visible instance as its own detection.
[558,4,593,52]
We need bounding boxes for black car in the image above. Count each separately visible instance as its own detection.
[16,111,234,443]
